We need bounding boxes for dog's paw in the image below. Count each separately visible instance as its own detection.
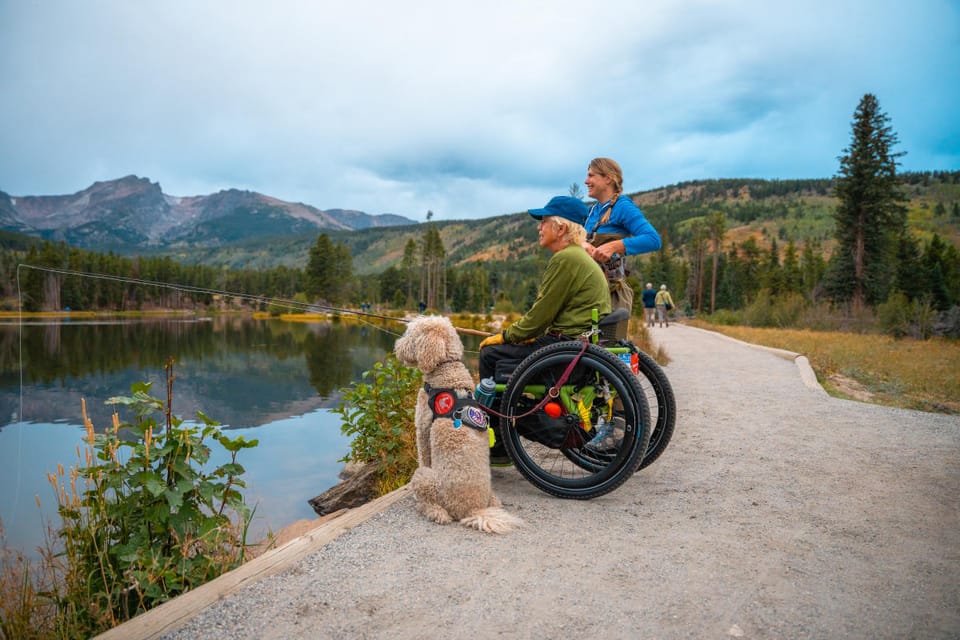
[461,507,524,534]
[420,503,453,525]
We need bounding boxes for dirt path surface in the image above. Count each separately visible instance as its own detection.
[155,324,959,639]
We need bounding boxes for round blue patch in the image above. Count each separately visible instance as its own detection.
[464,405,489,429]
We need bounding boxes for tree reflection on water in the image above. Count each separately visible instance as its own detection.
[0,315,399,432]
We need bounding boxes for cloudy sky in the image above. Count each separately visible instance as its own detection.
[2,1,958,222]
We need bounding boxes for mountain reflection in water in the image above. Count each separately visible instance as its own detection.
[0,315,413,556]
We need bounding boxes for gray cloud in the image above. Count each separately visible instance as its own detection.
[1,0,957,221]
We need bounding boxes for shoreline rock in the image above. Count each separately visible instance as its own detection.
[307,461,379,516]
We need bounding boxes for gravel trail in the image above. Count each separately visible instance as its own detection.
[154,324,960,640]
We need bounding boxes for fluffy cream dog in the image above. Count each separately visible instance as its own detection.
[394,315,522,534]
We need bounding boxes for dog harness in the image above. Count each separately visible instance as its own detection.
[423,383,489,431]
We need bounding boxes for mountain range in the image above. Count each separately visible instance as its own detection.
[2,172,956,274]
[0,175,416,254]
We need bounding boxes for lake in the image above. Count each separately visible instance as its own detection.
[0,314,453,556]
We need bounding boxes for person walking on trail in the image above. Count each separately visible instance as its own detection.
[654,284,674,327]
[642,282,657,327]
[479,195,611,465]
[580,157,662,314]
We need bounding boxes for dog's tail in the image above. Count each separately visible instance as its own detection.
[460,507,524,534]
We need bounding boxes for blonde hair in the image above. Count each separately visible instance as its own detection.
[589,157,623,195]
[588,157,624,225]
[546,216,586,246]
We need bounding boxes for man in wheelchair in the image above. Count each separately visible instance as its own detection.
[479,196,612,463]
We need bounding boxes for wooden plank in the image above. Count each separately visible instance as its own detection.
[93,485,411,640]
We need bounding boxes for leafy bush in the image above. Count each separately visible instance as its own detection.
[333,354,421,494]
[704,308,743,326]
[41,361,258,637]
[877,291,911,337]
[741,289,777,327]
[878,292,941,339]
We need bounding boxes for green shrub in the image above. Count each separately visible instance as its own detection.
[333,354,420,494]
[704,308,743,325]
[909,297,937,340]
[770,292,809,327]
[742,289,777,327]
[877,291,911,337]
[44,360,258,636]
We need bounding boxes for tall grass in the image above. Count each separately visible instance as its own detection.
[691,321,960,414]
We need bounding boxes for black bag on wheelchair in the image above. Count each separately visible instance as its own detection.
[511,400,588,450]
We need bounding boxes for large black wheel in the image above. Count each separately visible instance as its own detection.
[498,342,651,499]
[633,350,676,470]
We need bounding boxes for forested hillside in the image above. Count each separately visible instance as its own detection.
[2,171,958,338]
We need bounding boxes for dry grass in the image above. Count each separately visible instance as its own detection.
[689,321,960,414]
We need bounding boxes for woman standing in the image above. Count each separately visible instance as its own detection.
[654,284,674,328]
[581,158,662,314]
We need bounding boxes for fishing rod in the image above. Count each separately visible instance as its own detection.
[15,264,494,337]
[307,301,493,337]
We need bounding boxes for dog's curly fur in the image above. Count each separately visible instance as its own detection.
[394,315,522,534]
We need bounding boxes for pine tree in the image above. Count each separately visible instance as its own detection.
[707,210,726,313]
[687,220,707,313]
[826,93,907,310]
[401,239,418,308]
[305,233,349,303]
[419,223,445,310]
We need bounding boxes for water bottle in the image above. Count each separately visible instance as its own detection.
[474,377,497,407]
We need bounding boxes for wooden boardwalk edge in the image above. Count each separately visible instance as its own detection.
[94,485,412,640]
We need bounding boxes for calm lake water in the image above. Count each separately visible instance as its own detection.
[0,314,452,556]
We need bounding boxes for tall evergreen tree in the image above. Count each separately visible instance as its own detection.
[401,238,418,307]
[826,93,907,310]
[305,233,352,303]
[782,239,802,294]
[687,220,707,313]
[707,210,726,313]
[419,223,445,310]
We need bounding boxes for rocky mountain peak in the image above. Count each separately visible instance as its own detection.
[0,176,416,253]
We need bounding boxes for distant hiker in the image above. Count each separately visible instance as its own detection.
[655,284,674,328]
[642,282,657,327]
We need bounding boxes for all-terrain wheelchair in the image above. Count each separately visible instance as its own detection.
[485,308,676,499]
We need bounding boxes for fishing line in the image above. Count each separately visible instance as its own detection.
[14,264,492,337]
[5,263,491,539]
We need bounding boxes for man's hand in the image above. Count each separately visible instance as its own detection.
[479,332,505,348]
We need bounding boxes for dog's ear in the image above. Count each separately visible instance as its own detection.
[394,319,422,366]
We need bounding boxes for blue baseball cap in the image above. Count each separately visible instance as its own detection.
[528,196,587,226]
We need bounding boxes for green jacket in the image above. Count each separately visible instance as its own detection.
[504,244,611,342]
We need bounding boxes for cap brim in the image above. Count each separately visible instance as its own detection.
[528,208,548,220]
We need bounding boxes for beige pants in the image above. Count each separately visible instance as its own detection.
[656,304,669,325]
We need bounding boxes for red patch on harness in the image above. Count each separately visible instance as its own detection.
[433,391,456,415]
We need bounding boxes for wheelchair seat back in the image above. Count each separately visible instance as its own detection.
[597,307,630,342]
